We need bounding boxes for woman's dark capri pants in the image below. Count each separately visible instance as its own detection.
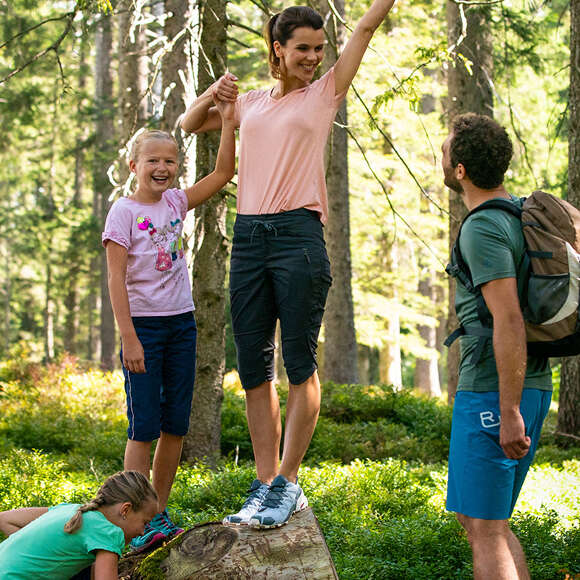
[230,208,332,390]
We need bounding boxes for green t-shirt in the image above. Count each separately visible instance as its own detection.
[0,503,125,579]
[455,196,552,392]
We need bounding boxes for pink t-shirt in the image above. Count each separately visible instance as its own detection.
[234,68,346,224]
[102,188,194,317]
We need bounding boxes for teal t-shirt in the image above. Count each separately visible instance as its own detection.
[455,196,552,392]
[0,503,125,579]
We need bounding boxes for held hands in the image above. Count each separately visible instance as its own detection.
[212,71,238,103]
[214,96,235,123]
[500,408,531,460]
[122,335,146,374]
[212,72,237,123]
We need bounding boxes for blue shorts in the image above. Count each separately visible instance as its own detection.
[230,209,332,389]
[121,312,197,441]
[446,389,551,520]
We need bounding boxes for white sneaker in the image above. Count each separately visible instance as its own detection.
[248,475,308,529]
[223,479,269,525]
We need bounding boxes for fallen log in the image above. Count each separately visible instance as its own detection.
[119,508,338,579]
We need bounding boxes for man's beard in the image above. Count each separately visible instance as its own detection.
[443,165,463,194]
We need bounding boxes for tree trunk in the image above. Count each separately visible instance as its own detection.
[95,14,116,370]
[445,0,494,402]
[558,0,580,443]
[3,242,10,356]
[182,0,228,465]
[44,85,58,362]
[118,0,148,144]
[379,243,402,388]
[414,267,442,397]
[315,0,359,385]
[44,262,55,361]
[119,508,338,579]
[160,0,191,136]
[64,32,89,355]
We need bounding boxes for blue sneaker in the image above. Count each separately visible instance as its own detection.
[129,509,183,553]
[129,521,167,553]
[248,475,308,529]
[223,479,269,525]
[156,508,184,538]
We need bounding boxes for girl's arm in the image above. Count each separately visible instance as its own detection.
[181,72,239,134]
[183,100,236,211]
[93,550,119,580]
[0,507,48,536]
[105,242,146,374]
[334,0,396,95]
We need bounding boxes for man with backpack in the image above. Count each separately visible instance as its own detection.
[442,113,553,580]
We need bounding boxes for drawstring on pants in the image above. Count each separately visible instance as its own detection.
[250,220,279,245]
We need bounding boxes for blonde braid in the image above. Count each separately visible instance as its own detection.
[63,471,157,535]
[64,498,105,534]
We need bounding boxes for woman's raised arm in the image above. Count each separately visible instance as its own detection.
[334,0,396,95]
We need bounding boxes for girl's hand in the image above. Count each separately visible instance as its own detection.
[212,72,238,103]
[214,97,236,123]
[122,335,146,374]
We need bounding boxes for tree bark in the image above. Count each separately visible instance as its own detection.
[119,508,338,579]
[64,32,89,355]
[160,0,191,137]
[414,266,442,397]
[379,243,402,388]
[118,0,148,144]
[314,0,359,385]
[558,0,580,443]
[445,0,494,402]
[95,14,116,370]
[182,0,228,466]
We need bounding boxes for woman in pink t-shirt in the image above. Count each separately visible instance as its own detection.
[182,1,396,529]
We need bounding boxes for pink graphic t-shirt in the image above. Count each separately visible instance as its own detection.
[234,68,346,224]
[102,188,194,316]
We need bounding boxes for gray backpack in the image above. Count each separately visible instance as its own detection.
[445,191,580,362]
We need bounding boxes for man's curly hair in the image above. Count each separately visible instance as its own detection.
[450,113,513,189]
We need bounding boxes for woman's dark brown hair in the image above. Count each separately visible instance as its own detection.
[265,6,324,80]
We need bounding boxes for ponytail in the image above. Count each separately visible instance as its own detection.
[64,471,157,535]
[266,13,282,80]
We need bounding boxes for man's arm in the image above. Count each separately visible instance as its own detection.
[480,277,531,460]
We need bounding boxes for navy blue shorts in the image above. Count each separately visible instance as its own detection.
[121,311,197,441]
[230,208,332,389]
[446,389,551,520]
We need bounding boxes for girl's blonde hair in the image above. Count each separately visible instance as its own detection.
[64,471,157,534]
[129,130,178,163]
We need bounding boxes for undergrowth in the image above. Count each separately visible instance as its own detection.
[0,358,578,579]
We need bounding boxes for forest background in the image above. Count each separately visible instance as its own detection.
[0,0,579,578]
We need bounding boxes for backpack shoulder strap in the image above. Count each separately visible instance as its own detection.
[446,197,523,291]
[445,197,525,364]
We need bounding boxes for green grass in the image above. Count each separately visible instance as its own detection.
[0,357,578,579]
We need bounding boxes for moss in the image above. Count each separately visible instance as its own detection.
[136,533,187,580]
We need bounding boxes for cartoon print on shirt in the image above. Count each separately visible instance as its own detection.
[136,216,184,275]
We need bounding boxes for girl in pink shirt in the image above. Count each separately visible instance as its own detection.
[181,0,396,529]
[102,99,235,552]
